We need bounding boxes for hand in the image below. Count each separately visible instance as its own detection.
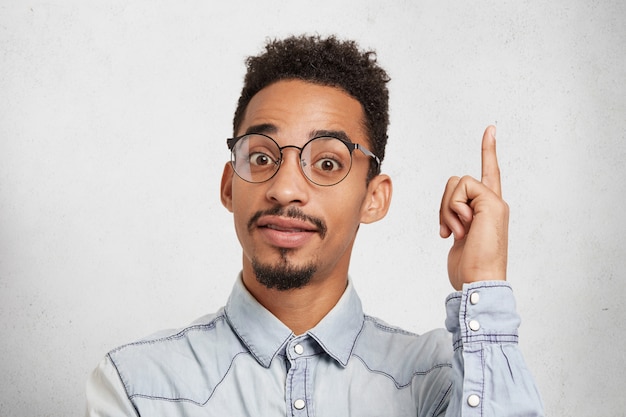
[439,126,509,291]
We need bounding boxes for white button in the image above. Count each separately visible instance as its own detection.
[294,399,306,410]
[294,344,304,355]
[470,291,480,305]
[467,394,481,407]
[469,320,480,331]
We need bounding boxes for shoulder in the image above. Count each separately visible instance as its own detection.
[352,315,453,388]
[107,308,248,404]
[109,309,232,357]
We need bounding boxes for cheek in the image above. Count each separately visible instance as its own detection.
[324,192,366,234]
[232,181,260,209]
[230,184,256,238]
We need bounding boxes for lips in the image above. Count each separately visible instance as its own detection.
[255,215,320,249]
[257,216,319,232]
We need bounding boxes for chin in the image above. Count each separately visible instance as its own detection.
[251,257,318,291]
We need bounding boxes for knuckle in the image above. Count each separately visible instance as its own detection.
[493,199,509,214]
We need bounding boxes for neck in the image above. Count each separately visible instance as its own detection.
[241,266,348,335]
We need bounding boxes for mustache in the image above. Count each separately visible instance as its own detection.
[247,206,328,239]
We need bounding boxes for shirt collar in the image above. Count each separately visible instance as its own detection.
[224,274,365,368]
[307,279,365,366]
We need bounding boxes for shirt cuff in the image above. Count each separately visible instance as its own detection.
[445,281,521,351]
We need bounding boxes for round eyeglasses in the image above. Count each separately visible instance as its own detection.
[227,133,381,186]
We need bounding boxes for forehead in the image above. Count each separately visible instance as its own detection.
[238,80,367,143]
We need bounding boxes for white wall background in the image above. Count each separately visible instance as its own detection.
[1,1,624,416]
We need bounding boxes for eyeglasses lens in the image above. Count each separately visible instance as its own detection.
[301,137,352,185]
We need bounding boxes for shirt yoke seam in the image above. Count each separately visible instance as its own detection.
[363,315,418,337]
[109,313,227,354]
[115,350,252,406]
[351,353,452,389]
[106,353,141,417]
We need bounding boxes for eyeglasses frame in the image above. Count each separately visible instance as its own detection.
[226,133,381,186]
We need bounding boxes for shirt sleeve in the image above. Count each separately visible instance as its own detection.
[85,355,139,417]
[443,281,544,416]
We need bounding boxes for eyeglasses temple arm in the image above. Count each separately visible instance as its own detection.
[354,144,381,167]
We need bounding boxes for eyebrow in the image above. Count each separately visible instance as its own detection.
[244,123,277,136]
[243,125,353,143]
[310,129,352,143]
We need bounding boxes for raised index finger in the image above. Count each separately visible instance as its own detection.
[481,125,502,196]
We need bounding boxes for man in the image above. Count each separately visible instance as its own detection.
[86,35,543,416]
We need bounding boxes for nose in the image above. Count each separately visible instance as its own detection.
[265,149,310,206]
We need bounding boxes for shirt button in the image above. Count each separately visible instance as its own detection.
[469,291,480,305]
[469,320,480,331]
[294,399,306,410]
[294,344,304,355]
[467,394,481,407]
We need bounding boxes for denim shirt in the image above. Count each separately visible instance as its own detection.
[86,278,543,416]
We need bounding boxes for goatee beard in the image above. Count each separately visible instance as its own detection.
[252,253,317,291]
[247,206,325,290]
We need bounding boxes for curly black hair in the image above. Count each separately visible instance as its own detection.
[233,35,391,180]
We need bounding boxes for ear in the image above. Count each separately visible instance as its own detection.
[220,162,235,212]
[360,174,392,224]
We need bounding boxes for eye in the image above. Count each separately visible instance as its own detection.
[313,157,343,172]
[249,152,277,166]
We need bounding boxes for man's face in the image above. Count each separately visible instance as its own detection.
[221,79,383,290]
